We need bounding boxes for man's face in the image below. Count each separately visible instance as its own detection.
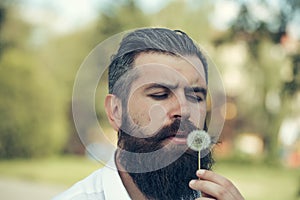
[125,52,207,144]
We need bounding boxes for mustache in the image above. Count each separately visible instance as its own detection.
[119,119,198,144]
[144,118,198,143]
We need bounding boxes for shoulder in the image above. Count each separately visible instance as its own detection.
[52,168,105,200]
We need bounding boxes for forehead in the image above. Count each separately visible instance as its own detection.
[132,52,206,87]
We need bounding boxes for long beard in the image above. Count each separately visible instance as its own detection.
[117,119,214,200]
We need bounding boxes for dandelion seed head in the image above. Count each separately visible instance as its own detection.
[187,130,211,151]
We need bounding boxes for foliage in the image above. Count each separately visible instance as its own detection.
[39,28,103,154]
[0,49,68,158]
[97,0,150,40]
[213,0,300,161]
[0,2,7,57]
[0,6,68,158]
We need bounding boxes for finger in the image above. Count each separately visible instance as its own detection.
[190,179,235,200]
[195,197,216,200]
[196,170,243,198]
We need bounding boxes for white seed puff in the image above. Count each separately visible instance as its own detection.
[187,130,211,151]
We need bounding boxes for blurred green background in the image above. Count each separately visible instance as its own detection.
[0,0,299,199]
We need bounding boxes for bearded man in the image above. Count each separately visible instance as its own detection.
[54,28,244,200]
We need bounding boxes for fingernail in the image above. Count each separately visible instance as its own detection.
[189,180,196,186]
[197,169,205,175]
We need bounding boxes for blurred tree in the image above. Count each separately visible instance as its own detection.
[38,29,99,155]
[213,0,300,162]
[47,0,150,153]
[97,0,149,38]
[283,54,300,96]
[150,0,214,43]
[0,1,8,58]
[96,0,149,119]
[0,4,68,158]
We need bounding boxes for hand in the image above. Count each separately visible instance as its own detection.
[189,169,244,200]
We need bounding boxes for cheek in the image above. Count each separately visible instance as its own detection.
[200,104,207,114]
[128,101,168,136]
[190,103,207,128]
[128,99,151,127]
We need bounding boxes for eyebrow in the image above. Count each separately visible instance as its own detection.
[144,83,207,96]
[144,83,179,91]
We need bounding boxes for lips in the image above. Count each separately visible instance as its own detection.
[167,131,189,144]
[145,119,197,145]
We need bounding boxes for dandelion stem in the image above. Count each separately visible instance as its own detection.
[198,150,202,197]
[198,152,202,197]
[198,150,201,171]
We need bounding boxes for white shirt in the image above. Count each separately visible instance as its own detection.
[52,158,131,200]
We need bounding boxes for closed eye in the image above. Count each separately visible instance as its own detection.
[186,94,204,103]
[148,92,170,100]
[185,87,206,103]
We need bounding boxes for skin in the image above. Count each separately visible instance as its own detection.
[127,53,207,139]
[105,52,244,200]
[189,170,244,200]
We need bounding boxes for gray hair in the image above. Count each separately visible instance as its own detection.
[108,28,208,99]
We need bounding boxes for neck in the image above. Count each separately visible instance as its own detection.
[115,150,147,200]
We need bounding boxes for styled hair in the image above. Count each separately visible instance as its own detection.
[108,28,208,95]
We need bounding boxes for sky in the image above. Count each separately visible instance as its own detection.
[19,0,300,40]
[19,0,171,35]
[20,0,98,34]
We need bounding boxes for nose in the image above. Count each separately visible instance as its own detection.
[169,93,190,120]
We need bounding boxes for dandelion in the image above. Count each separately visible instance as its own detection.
[187,130,211,198]
[187,130,211,152]
[187,130,211,170]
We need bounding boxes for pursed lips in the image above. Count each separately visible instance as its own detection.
[167,131,189,144]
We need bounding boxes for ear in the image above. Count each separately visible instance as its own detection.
[104,94,122,131]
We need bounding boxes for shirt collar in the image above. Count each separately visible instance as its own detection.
[102,154,131,200]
